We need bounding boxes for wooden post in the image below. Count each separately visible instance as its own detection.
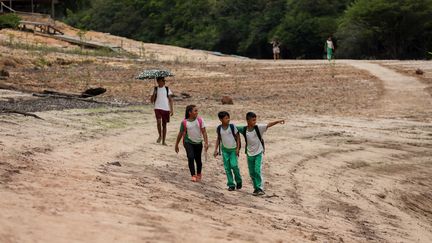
[31,0,34,13]
[51,0,55,19]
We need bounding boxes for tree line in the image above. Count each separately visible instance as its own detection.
[61,0,432,59]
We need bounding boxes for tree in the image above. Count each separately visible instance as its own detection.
[274,0,353,58]
[63,0,431,59]
[336,0,432,59]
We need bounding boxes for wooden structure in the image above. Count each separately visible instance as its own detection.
[1,1,122,52]
[0,2,14,13]
[19,20,63,34]
[48,34,122,52]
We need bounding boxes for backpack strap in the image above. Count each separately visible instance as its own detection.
[254,125,265,153]
[153,86,170,103]
[229,124,236,140]
[182,118,203,145]
[217,125,222,137]
[165,86,170,98]
[182,119,188,133]
[197,117,203,129]
[241,126,264,155]
[217,124,238,155]
[182,119,188,144]
[230,124,241,153]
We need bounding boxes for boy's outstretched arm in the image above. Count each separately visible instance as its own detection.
[174,131,183,153]
[267,119,285,129]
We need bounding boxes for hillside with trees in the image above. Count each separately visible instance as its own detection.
[59,0,432,59]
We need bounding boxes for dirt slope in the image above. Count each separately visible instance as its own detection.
[1,60,431,242]
[0,19,431,242]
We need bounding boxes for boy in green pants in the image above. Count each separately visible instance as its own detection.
[213,111,242,191]
[238,112,285,196]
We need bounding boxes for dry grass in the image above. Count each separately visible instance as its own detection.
[2,47,382,120]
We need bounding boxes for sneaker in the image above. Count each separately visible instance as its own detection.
[236,183,242,190]
[196,173,202,181]
[191,175,197,182]
[252,189,259,196]
[228,187,235,191]
[257,189,265,196]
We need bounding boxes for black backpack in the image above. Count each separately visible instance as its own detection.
[151,86,169,103]
[216,124,240,155]
[240,125,265,154]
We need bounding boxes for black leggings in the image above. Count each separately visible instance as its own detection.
[184,142,203,176]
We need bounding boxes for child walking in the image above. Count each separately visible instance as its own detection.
[213,111,242,191]
[150,77,173,145]
[175,105,209,182]
[237,112,285,196]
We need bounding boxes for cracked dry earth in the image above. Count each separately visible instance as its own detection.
[0,60,431,243]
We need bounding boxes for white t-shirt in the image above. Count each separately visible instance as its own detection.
[182,118,206,144]
[326,40,334,49]
[245,124,267,156]
[151,86,173,111]
[219,124,238,149]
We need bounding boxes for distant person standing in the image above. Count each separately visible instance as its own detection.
[325,36,335,61]
[150,77,173,145]
[270,39,281,60]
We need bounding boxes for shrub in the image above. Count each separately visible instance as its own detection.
[0,13,21,29]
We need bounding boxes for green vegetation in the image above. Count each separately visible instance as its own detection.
[0,13,21,29]
[0,40,137,58]
[62,0,432,59]
[336,0,432,59]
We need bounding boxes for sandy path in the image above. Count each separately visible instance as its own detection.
[345,61,432,119]
[1,61,431,243]
[283,61,432,242]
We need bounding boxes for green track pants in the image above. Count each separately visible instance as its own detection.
[222,148,242,188]
[247,152,263,190]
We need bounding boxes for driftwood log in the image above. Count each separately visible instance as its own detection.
[42,87,106,98]
[33,87,109,104]
[33,93,110,104]
[82,87,106,97]
[0,109,43,119]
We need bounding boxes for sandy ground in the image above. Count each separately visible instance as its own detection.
[1,60,431,242]
[378,60,432,97]
[1,22,432,242]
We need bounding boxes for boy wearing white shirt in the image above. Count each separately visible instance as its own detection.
[213,111,242,191]
[238,112,285,196]
[150,77,173,145]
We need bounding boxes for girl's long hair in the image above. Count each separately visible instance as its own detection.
[184,105,196,119]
